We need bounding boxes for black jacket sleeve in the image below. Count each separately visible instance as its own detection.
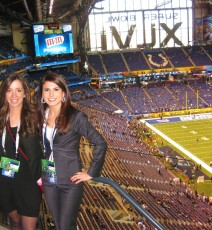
[74,111,107,178]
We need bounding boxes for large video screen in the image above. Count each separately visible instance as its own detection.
[32,24,73,57]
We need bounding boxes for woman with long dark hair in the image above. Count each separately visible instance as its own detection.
[0,73,43,230]
[37,72,107,230]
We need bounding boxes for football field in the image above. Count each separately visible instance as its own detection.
[144,114,212,175]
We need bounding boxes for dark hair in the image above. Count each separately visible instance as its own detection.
[0,73,37,136]
[37,72,74,134]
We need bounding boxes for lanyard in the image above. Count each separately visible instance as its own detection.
[2,116,20,159]
[42,109,57,161]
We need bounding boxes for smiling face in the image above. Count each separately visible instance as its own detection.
[6,79,25,110]
[42,81,64,110]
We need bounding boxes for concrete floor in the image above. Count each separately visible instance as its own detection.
[0,226,8,230]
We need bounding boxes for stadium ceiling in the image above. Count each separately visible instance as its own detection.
[0,0,211,26]
[0,0,85,25]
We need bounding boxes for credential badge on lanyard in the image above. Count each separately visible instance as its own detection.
[42,109,57,162]
[42,109,58,184]
[1,115,21,178]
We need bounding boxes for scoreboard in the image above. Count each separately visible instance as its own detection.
[32,23,73,57]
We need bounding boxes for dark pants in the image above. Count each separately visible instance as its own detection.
[43,182,83,230]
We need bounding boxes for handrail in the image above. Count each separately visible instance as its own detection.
[92,177,165,230]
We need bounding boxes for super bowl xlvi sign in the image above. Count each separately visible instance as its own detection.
[109,22,183,48]
[89,10,192,50]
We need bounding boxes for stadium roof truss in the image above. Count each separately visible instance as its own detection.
[0,0,85,25]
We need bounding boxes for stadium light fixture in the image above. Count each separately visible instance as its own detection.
[49,0,55,15]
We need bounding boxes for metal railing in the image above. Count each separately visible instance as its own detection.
[92,177,165,230]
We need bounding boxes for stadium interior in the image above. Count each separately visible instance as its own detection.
[0,0,212,229]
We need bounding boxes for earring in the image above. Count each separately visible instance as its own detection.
[62,96,65,103]
[41,98,45,103]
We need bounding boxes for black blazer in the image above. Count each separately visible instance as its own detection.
[21,134,43,181]
[42,109,107,185]
[0,132,43,182]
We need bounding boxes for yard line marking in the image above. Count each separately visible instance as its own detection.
[190,131,198,134]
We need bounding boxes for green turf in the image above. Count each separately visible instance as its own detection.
[153,119,212,167]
